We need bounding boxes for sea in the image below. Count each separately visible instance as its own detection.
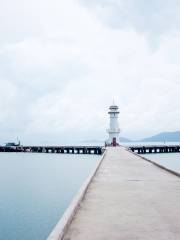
[0,152,100,240]
[122,141,180,173]
[0,142,180,240]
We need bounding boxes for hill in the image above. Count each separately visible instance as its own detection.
[119,137,132,142]
[141,131,180,142]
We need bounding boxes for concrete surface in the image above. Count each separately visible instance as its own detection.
[47,151,106,240]
[63,147,180,240]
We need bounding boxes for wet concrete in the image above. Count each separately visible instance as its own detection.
[63,147,180,240]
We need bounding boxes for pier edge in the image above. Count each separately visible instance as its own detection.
[127,147,180,178]
[47,150,107,240]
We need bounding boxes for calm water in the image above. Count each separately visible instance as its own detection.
[126,142,180,173]
[143,153,180,173]
[122,141,180,173]
[0,153,99,240]
[125,141,180,173]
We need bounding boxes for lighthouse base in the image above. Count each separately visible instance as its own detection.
[105,137,119,147]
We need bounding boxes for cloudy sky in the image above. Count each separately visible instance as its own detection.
[0,0,180,144]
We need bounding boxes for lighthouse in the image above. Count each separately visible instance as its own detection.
[107,103,120,146]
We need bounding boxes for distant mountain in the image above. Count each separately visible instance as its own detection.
[82,131,180,144]
[141,131,180,142]
[119,137,132,142]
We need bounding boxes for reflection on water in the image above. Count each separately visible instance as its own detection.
[0,153,99,240]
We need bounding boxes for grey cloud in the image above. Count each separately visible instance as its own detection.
[0,0,180,144]
[80,0,180,44]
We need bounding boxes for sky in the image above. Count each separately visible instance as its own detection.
[0,0,180,144]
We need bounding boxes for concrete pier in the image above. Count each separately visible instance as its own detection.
[0,146,103,155]
[61,146,180,240]
[130,145,180,154]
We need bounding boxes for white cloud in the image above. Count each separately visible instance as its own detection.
[0,0,180,144]
[80,0,180,38]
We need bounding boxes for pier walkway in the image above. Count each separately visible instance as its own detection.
[62,147,180,240]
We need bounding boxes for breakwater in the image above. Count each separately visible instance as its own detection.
[0,146,103,155]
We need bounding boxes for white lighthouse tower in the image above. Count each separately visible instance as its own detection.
[107,102,120,146]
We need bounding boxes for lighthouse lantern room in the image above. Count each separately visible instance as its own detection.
[106,103,120,146]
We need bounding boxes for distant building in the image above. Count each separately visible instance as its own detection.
[106,103,120,146]
[5,141,20,147]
